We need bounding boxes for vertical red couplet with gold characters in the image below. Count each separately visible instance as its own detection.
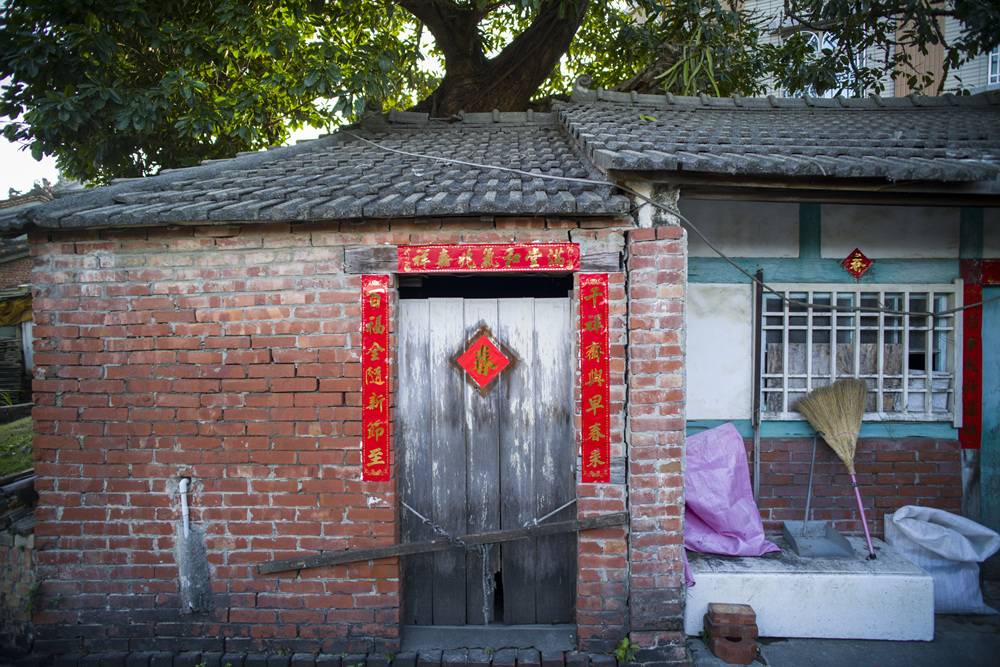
[361,275,391,481]
[580,274,610,483]
[961,283,983,449]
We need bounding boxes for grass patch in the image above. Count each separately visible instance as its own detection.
[0,416,33,476]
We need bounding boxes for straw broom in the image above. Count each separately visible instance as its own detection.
[794,378,876,559]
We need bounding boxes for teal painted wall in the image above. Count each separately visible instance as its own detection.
[689,202,962,283]
[686,419,959,440]
[686,201,972,434]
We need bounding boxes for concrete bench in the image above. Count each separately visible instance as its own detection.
[684,536,934,641]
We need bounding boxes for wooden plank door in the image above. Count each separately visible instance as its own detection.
[399,297,575,626]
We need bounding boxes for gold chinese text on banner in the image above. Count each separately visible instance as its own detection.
[453,324,514,397]
[580,274,610,483]
[362,275,391,481]
[398,244,580,273]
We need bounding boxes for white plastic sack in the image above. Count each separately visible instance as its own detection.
[885,505,1000,615]
[685,422,779,557]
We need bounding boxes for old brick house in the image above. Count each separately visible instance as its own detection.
[0,80,998,662]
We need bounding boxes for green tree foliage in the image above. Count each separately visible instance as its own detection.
[0,0,420,183]
[779,0,1000,97]
[2,0,997,184]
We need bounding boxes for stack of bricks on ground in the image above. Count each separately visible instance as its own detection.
[703,603,758,665]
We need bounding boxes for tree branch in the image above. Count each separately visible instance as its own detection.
[397,0,486,65]
[611,44,683,93]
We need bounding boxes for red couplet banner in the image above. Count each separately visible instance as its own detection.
[397,243,580,273]
[961,283,983,449]
[579,274,610,483]
[361,275,391,480]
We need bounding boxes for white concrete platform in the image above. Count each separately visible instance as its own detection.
[685,536,934,641]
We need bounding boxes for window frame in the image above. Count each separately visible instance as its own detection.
[989,46,1000,86]
[797,30,867,98]
[759,281,963,426]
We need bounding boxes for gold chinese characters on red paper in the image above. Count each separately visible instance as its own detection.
[579,274,610,483]
[454,329,511,394]
[398,244,580,273]
[841,248,873,280]
[361,275,390,481]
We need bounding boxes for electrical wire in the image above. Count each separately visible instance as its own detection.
[340,129,998,319]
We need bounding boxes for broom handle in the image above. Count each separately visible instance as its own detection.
[803,433,818,535]
[850,473,876,558]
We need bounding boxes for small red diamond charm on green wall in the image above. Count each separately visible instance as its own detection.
[842,248,873,280]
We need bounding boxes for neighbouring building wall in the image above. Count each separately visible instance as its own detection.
[943,24,1000,94]
[0,257,30,290]
[0,530,34,657]
[26,217,688,659]
[743,1,1000,97]
[742,0,896,96]
[682,198,967,540]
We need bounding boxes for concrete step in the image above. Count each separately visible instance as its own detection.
[684,537,933,641]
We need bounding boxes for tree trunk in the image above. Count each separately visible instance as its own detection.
[402,0,590,117]
[611,44,683,94]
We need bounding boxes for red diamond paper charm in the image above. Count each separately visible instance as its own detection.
[842,247,873,280]
[454,326,513,396]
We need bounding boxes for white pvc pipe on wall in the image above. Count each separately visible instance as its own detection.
[178,478,190,539]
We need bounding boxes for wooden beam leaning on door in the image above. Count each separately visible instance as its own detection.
[257,512,628,574]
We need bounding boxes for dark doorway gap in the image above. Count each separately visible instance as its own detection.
[399,274,573,299]
[493,570,504,622]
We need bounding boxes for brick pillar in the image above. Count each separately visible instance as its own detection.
[575,271,629,653]
[625,226,687,662]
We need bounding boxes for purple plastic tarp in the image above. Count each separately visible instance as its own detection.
[685,422,779,558]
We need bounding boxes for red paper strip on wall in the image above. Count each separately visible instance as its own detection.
[361,275,391,480]
[984,260,1000,285]
[398,244,579,273]
[960,283,983,449]
[579,274,610,483]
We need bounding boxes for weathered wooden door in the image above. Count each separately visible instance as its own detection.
[399,297,575,626]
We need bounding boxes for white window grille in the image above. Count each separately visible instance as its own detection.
[761,282,962,424]
[990,46,1000,86]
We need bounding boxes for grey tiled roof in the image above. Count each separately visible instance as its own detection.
[559,87,1000,182]
[0,110,628,233]
[2,87,999,233]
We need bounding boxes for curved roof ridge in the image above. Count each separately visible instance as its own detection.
[567,75,1000,110]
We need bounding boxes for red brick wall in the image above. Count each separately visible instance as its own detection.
[574,265,628,653]
[0,256,30,289]
[754,437,962,540]
[26,218,691,657]
[622,227,687,662]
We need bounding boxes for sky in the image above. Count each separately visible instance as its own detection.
[0,127,326,199]
[0,138,60,196]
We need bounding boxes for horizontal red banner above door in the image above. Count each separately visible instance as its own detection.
[398,243,580,273]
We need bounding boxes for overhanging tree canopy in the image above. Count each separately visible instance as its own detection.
[1,0,997,184]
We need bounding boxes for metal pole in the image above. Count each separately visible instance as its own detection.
[752,270,764,503]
